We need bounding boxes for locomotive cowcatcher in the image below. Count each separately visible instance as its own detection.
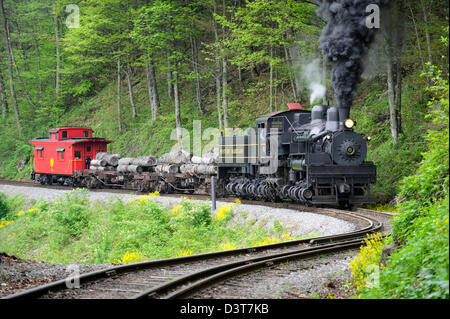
[29,127,111,186]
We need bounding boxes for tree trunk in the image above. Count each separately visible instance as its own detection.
[420,0,433,66]
[0,71,7,119]
[117,58,122,132]
[405,1,426,72]
[269,45,273,112]
[32,33,42,100]
[213,0,223,130]
[6,23,36,109]
[173,68,182,143]
[54,8,61,98]
[123,64,136,119]
[190,36,203,114]
[394,3,404,134]
[395,59,402,134]
[283,45,297,102]
[387,60,398,145]
[221,0,228,129]
[0,0,21,134]
[167,52,173,100]
[146,59,159,121]
[222,58,228,129]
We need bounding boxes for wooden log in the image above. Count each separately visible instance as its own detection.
[132,156,157,166]
[118,158,133,166]
[90,159,107,167]
[127,165,143,173]
[117,165,129,172]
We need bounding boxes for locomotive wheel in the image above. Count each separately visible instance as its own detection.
[46,175,53,185]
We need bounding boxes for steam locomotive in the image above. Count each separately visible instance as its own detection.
[29,103,376,208]
[218,103,376,207]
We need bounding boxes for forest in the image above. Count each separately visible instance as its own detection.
[0,0,448,298]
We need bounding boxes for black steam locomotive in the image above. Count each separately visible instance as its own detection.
[218,104,376,208]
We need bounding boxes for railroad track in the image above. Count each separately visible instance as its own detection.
[0,179,394,299]
[2,208,389,299]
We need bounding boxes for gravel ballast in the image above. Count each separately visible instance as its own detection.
[0,184,355,237]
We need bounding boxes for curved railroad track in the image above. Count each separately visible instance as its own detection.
[0,179,394,299]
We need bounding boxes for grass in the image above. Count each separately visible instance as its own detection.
[0,189,313,264]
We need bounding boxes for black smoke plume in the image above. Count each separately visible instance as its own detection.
[318,0,389,124]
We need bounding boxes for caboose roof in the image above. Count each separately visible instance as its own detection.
[48,127,93,131]
[29,137,111,144]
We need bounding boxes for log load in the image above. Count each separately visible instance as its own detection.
[96,152,120,166]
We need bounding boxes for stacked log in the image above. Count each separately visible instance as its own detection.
[180,163,216,175]
[159,149,191,165]
[96,152,120,167]
[118,158,134,166]
[116,155,157,173]
[155,164,179,174]
[132,156,157,166]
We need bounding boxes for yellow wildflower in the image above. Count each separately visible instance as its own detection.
[112,251,144,263]
[176,249,193,257]
[149,191,160,197]
[0,220,13,228]
[137,196,150,205]
[219,242,237,251]
[214,204,234,221]
[17,211,25,217]
[171,204,183,217]
[234,198,242,204]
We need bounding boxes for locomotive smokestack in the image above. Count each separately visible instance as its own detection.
[318,0,389,127]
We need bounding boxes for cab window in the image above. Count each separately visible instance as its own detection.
[62,131,68,138]
[84,131,89,137]
[75,151,81,159]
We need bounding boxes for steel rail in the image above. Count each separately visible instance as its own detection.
[150,237,379,299]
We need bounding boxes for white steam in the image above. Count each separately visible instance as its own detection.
[309,82,326,105]
[301,58,326,105]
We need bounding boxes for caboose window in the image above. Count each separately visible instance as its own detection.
[87,146,91,152]
[40,150,43,158]
[60,151,64,160]
[75,151,81,159]
[84,131,89,137]
[62,131,67,138]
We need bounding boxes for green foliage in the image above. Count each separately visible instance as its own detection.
[0,190,309,264]
[0,192,25,220]
[359,61,449,299]
[362,196,449,299]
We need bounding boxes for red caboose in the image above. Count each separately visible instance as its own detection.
[29,127,111,185]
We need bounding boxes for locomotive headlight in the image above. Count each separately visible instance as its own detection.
[344,119,355,129]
